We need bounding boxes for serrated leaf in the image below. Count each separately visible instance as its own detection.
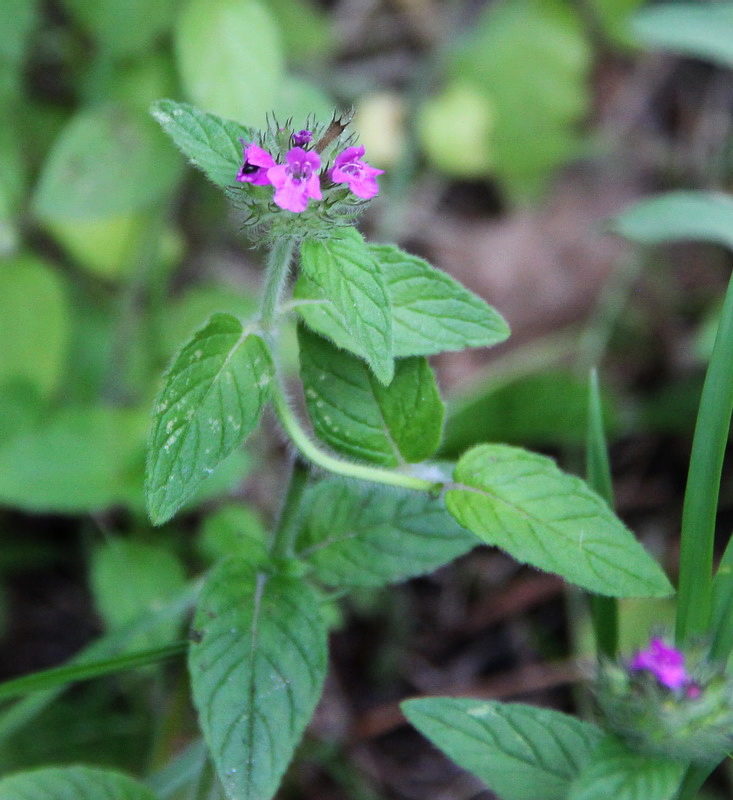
[175,0,284,127]
[631,3,733,68]
[296,478,477,587]
[151,99,253,188]
[568,736,684,800]
[402,698,604,800]
[34,104,180,221]
[298,325,444,466]
[146,313,273,525]
[299,228,393,384]
[295,243,509,358]
[610,191,733,250]
[0,765,159,800]
[445,444,673,597]
[189,558,328,800]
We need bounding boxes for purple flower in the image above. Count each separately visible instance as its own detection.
[292,129,313,146]
[237,142,275,185]
[330,145,384,199]
[267,147,322,213]
[630,637,689,690]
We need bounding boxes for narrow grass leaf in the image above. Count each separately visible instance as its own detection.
[298,325,444,466]
[146,313,273,525]
[445,444,673,597]
[568,735,684,800]
[299,229,393,384]
[295,243,509,358]
[189,558,327,800]
[0,765,160,800]
[151,99,252,187]
[402,698,603,800]
[296,478,476,587]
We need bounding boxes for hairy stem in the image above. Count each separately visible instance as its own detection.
[270,457,310,560]
[260,237,298,331]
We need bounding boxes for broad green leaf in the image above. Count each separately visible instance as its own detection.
[632,3,733,68]
[34,105,181,221]
[568,736,684,800]
[445,444,673,597]
[0,765,159,800]
[267,0,332,63]
[0,254,69,397]
[0,406,147,513]
[446,0,591,200]
[298,326,444,466]
[189,558,328,800]
[402,698,604,800]
[151,99,253,188]
[60,0,177,59]
[196,503,269,566]
[296,478,477,587]
[295,242,508,358]
[299,228,394,384]
[90,540,187,647]
[175,0,284,127]
[611,191,733,250]
[146,313,273,525]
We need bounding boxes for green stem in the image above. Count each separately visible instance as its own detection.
[270,457,310,560]
[260,237,297,330]
[272,380,441,494]
[676,764,712,800]
[676,270,733,645]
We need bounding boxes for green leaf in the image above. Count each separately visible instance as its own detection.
[610,191,733,250]
[266,0,332,63]
[631,3,733,68]
[151,99,253,188]
[298,325,444,466]
[0,254,70,397]
[445,444,673,597]
[0,766,160,800]
[34,104,181,221]
[145,313,273,525]
[60,0,177,59]
[585,0,644,46]
[402,698,604,800]
[299,228,394,384]
[0,0,38,67]
[196,503,269,566]
[90,540,187,647]
[568,736,684,800]
[296,242,508,358]
[189,558,328,800]
[296,478,477,587]
[175,0,284,127]
[0,406,148,513]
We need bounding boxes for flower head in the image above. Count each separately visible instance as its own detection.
[267,147,322,213]
[330,145,384,199]
[292,129,313,146]
[630,637,688,690]
[237,142,275,185]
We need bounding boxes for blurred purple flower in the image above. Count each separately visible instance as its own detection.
[237,142,275,185]
[292,129,313,146]
[330,145,384,199]
[268,147,322,212]
[630,637,689,690]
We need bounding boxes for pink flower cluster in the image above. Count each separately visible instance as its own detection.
[236,135,383,213]
[630,637,693,692]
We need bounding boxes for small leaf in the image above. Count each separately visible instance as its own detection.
[631,3,733,68]
[298,325,444,466]
[146,313,273,525]
[295,243,509,358]
[151,99,253,188]
[610,191,733,250]
[0,765,159,800]
[296,478,477,587]
[189,558,328,800]
[34,104,180,221]
[175,0,284,126]
[402,698,604,800]
[445,444,673,597]
[299,228,393,384]
[568,735,684,800]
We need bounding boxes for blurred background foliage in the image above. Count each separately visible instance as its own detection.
[3,0,733,796]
